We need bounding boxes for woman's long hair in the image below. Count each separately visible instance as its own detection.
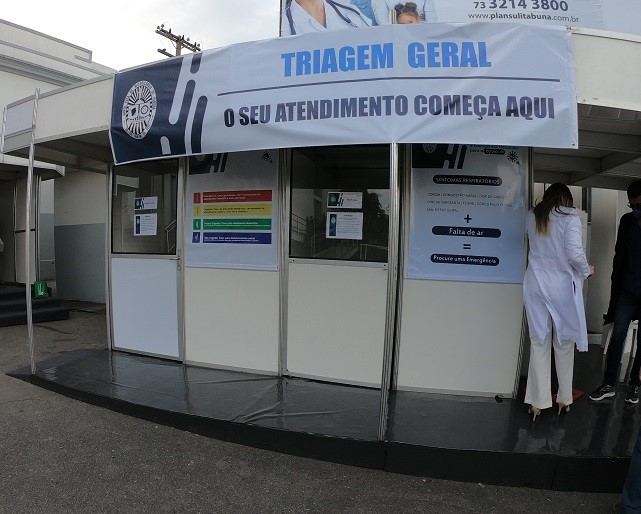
[533,183,574,235]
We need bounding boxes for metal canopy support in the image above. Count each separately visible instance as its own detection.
[26,89,40,375]
[105,163,114,352]
[513,147,534,398]
[1,106,6,161]
[377,143,401,441]
[278,148,291,377]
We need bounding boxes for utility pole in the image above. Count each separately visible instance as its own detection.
[156,24,202,57]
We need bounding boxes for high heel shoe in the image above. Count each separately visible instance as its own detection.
[528,406,541,421]
[557,403,571,416]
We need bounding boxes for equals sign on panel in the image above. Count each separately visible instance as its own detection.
[463,244,472,250]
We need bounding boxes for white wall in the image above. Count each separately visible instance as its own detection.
[397,281,524,396]
[0,19,113,112]
[54,171,106,227]
[13,178,36,283]
[0,73,59,107]
[602,0,641,36]
[585,189,618,333]
[0,20,113,291]
[54,171,106,302]
[185,267,280,373]
[287,262,388,386]
[574,31,641,113]
[39,179,55,280]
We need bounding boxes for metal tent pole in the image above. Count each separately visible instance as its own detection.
[377,143,401,441]
[1,106,6,162]
[26,89,40,375]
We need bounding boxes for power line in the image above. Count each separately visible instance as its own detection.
[156,24,201,57]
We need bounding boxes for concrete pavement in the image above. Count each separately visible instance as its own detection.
[0,304,623,513]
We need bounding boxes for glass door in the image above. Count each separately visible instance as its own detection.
[285,145,392,386]
[109,159,183,359]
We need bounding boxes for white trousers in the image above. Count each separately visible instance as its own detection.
[525,321,575,409]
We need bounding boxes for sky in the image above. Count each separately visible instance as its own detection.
[2,0,640,71]
[2,0,281,71]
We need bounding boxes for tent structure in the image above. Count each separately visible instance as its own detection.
[2,21,641,490]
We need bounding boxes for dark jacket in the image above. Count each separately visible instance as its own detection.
[604,212,637,324]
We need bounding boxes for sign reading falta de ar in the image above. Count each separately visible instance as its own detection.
[110,22,577,165]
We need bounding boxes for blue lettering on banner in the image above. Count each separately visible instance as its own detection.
[281,43,394,77]
[224,95,557,128]
[408,41,492,68]
[202,232,272,245]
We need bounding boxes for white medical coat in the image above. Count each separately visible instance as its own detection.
[283,0,370,36]
[523,207,591,351]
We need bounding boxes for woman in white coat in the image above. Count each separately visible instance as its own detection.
[523,183,594,420]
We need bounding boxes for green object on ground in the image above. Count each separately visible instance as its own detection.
[33,280,49,299]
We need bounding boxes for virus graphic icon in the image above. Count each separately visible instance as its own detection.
[507,151,519,164]
[262,152,273,164]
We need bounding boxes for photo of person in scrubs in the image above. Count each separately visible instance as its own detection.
[371,0,437,24]
[282,0,371,35]
[350,0,377,25]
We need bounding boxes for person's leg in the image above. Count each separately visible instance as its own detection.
[628,298,641,387]
[553,336,575,408]
[525,329,553,410]
[605,291,639,386]
[622,424,641,513]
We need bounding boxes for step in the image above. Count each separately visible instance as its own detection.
[0,283,70,327]
[0,296,64,313]
[0,283,53,300]
[0,303,70,327]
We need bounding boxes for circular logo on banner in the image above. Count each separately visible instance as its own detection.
[121,81,157,139]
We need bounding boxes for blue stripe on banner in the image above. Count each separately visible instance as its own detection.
[202,232,272,244]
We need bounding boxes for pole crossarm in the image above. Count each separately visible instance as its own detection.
[156,25,201,57]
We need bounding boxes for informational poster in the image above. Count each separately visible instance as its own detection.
[134,196,158,210]
[327,192,363,209]
[408,144,526,283]
[134,213,157,236]
[326,212,364,240]
[186,150,278,270]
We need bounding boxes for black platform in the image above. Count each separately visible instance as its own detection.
[0,283,69,327]
[9,345,640,492]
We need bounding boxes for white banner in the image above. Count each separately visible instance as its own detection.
[408,144,526,283]
[185,151,279,270]
[111,23,577,164]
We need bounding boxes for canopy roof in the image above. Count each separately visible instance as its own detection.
[3,28,641,191]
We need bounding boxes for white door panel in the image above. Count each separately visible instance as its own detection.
[111,257,180,358]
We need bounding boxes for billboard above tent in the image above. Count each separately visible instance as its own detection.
[280,0,604,35]
[109,22,577,165]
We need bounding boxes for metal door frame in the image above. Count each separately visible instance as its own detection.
[106,158,186,361]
